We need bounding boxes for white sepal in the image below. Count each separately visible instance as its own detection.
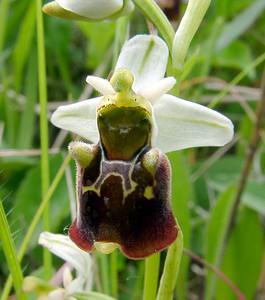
[115,35,169,92]
[48,289,65,300]
[51,97,101,143]
[153,94,234,153]
[39,232,93,293]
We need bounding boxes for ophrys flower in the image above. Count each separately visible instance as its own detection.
[51,35,233,259]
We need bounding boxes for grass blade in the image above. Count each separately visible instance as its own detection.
[204,185,237,300]
[36,0,51,279]
[0,200,26,300]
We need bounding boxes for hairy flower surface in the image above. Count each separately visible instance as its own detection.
[43,0,134,21]
[51,35,233,259]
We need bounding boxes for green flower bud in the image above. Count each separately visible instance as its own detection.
[43,0,134,21]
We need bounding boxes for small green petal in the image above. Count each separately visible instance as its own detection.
[110,68,134,93]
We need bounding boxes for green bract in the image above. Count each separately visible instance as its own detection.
[42,0,134,21]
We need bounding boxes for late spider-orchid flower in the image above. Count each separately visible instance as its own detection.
[51,35,233,259]
[43,0,134,21]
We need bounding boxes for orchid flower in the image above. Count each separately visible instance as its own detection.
[51,35,233,259]
[43,0,134,21]
[27,232,93,299]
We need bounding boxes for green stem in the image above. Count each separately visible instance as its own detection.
[132,0,175,54]
[110,250,118,297]
[0,201,26,300]
[98,253,111,295]
[0,0,9,52]
[172,0,211,72]
[36,0,51,279]
[133,261,145,300]
[143,253,160,300]
[156,228,184,300]
[1,155,71,300]
[3,77,16,146]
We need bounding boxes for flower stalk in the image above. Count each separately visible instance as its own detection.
[132,0,175,52]
[156,227,183,300]
[172,0,211,72]
[143,253,161,300]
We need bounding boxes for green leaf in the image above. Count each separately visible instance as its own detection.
[0,200,25,299]
[167,152,191,300]
[214,41,255,78]
[216,0,265,51]
[202,156,265,216]
[0,0,10,52]
[11,154,72,248]
[209,180,265,216]
[12,0,36,90]
[204,185,237,300]
[237,116,254,156]
[216,208,264,300]
[240,181,265,215]
[77,21,115,69]
[17,50,38,148]
[46,19,74,94]
[71,291,116,300]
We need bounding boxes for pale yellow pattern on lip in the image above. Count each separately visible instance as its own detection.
[144,186,154,200]
[94,242,119,254]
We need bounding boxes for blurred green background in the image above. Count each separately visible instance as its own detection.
[0,0,265,299]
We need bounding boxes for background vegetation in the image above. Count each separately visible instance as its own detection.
[0,0,265,299]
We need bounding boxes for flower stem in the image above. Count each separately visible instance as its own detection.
[172,0,211,72]
[98,253,111,295]
[0,155,71,300]
[157,227,183,300]
[36,0,51,279]
[110,250,118,297]
[132,0,175,53]
[143,252,160,300]
[0,201,26,300]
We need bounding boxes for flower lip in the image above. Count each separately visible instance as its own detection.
[68,145,178,259]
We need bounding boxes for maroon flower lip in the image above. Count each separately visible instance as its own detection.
[69,143,178,259]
